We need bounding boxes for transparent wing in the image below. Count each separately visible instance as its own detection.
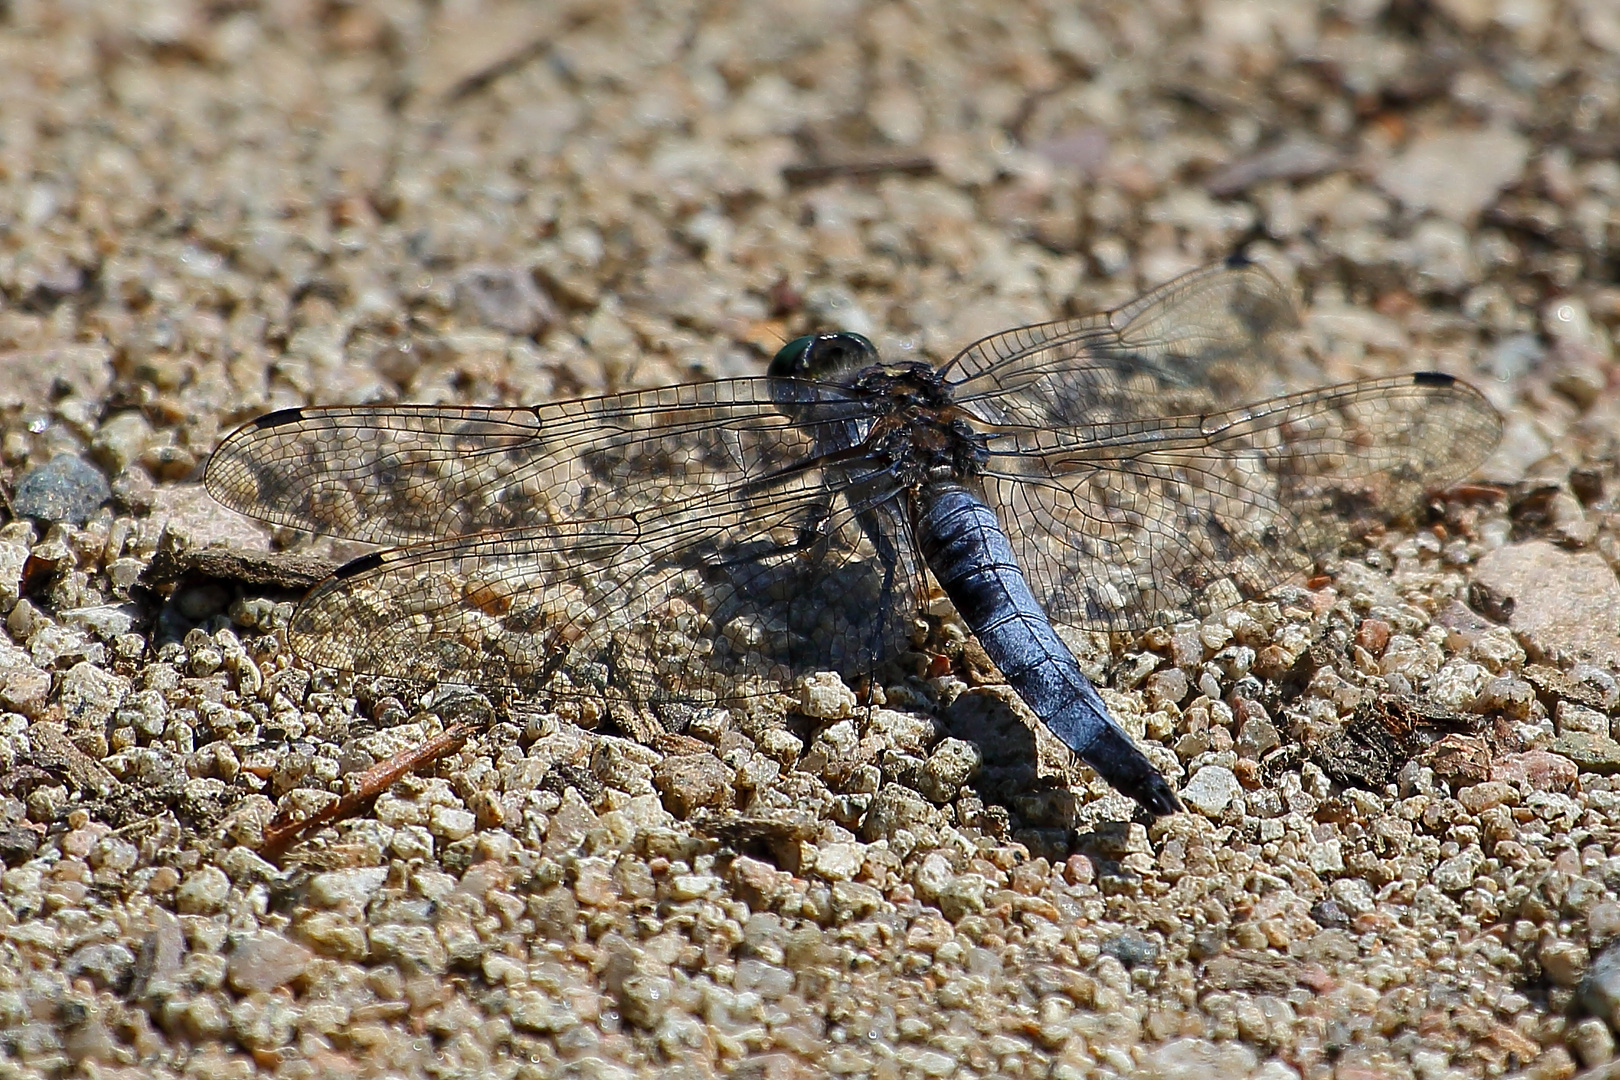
[205,380,926,695]
[206,381,873,545]
[946,257,1303,428]
[286,481,922,701]
[981,373,1503,632]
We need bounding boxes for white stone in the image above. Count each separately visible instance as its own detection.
[1180,765,1240,816]
[1376,128,1530,222]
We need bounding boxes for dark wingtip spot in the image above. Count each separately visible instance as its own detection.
[333,551,386,579]
[1224,250,1254,269]
[253,408,306,429]
[1413,371,1455,387]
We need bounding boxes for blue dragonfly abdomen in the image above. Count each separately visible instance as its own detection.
[916,480,1182,816]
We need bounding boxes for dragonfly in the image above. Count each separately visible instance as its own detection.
[205,257,1503,817]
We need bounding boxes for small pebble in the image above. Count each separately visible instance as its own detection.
[454,264,556,336]
[1100,932,1160,968]
[651,752,733,817]
[227,931,313,993]
[1181,765,1240,816]
[917,738,981,803]
[13,455,111,525]
[174,866,231,915]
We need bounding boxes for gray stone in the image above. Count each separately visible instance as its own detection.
[1540,939,1589,988]
[1206,135,1340,196]
[1557,702,1611,739]
[867,709,940,754]
[0,346,112,411]
[1550,733,1620,775]
[796,671,856,719]
[911,852,954,902]
[90,411,154,474]
[1235,716,1280,760]
[1582,941,1620,1033]
[936,874,989,922]
[1492,750,1580,792]
[13,455,110,524]
[542,788,599,856]
[1309,839,1345,874]
[65,942,136,991]
[1593,903,1620,947]
[61,603,138,639]
[428,804,478,840]
[1433,847,1484,892]
[728,855,794,909]
[308,867,389,908]
[57,661,130,727]
[734,958,794,1000]
[1143,1038,1258,1080]
[507,991,576,1035]
[0,541,28,608]
[230,990,300,1051]
[368,923,448,974]
[1569,1017,1615,1071]
[1330,877,1376,917]
[911,1050,959,1077]
[218,845,278,883]
[590,738,658,795]
[410,2,557,102]
[1100,932,1160,968]
[132,909,185,1000]
[812,841,864,882]
[617,973,674,1029]
[175,866,231,914]
[829,881,885,922]
[1471,676,1537,721]
[0,664,50,717]
[1145,668,1189,710]
[1429,659,1490,711]
[455,264,556,336]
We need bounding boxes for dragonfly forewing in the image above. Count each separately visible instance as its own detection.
[206,381,875,545]
[947,256,1303,428]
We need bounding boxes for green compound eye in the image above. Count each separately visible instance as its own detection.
[769,332,878,379]
[768,335,816,377]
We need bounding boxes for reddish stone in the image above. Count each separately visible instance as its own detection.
[1491,750,1579,793]
[1354,618,1392,655]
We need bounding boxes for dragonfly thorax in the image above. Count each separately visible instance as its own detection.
[771,334,989,487]
[845,362,990,487]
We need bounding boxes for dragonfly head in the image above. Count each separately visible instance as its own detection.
[769,332,879,381]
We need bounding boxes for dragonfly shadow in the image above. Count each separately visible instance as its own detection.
[938,688,1044,797]
[671,531,916,696]
[940,687,1158,843]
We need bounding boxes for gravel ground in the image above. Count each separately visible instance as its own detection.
[3,1,1620,1078]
